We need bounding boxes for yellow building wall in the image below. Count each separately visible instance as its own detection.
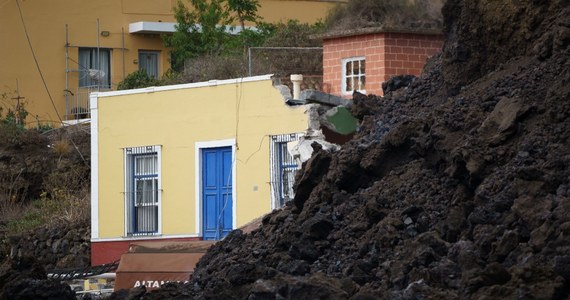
[0,0,175,126]
[96,76,308,239]
[0,0,338,127]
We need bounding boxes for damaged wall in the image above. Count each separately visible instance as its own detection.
[91,75,309,264]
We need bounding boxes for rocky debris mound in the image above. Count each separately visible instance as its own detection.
[123,0,570,298]
[0,126,90,298]
[0,125,91,268]
[0,125,90,204]
[0,220,89,299]
[2,278,76,300]
[8,220,91,270]
[0,255,75,300]
[0,128,52,203]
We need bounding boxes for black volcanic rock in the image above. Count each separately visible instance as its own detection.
[114,0,570,298]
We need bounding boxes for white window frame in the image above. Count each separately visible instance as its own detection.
[124,145,162,236]
[342,56,366,95]
[270,133,302,209]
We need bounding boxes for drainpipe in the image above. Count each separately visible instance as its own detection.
[290,74,303,100]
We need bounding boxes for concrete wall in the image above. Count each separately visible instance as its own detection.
[323,32,443,97]
[91,75,308,264]
[0,0,338,126]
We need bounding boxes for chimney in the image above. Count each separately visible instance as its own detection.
[290,74,303,99]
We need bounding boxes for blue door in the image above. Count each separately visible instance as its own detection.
[202,147,233,240]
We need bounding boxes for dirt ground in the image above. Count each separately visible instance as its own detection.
[127,0,570,299]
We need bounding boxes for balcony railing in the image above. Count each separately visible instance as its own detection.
[65,85,110,121]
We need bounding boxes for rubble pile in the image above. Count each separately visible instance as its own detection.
[0,256,75,300]
[8,0,566,298]
[147,0,568,298]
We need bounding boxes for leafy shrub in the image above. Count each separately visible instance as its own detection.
[34,123,54,133]
[117,69,160,90]
[2,189,89,234]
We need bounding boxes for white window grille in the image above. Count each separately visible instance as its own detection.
[342,57,366,95]
[270,133,301,209]
[124,145,161,236]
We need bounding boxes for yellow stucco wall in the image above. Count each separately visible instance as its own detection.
[0,0,175,126]
[95,76,308,239]
[0,0,339,127]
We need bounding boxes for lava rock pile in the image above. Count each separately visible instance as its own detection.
[124,0,570,298]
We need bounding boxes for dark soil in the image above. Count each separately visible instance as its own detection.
[134,0,570,299]
[0,126,90,299]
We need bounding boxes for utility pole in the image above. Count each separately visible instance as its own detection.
[11,79,25,125]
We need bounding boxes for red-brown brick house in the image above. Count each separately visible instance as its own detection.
[319,27,443,97]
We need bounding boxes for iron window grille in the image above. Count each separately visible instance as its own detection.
[270,133,302,209]
[124,145,161,236]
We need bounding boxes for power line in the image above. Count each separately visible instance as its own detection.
[15,0,88,166]
[16,0,62,123]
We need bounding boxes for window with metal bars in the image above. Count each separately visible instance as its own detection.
[270,134,301,209]
[124,145,161,236]
[342,57,366,95]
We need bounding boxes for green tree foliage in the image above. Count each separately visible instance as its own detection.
[164,0,260,70]
[117,69,160,90]
[226,0,260,30]
[162,0,324,83]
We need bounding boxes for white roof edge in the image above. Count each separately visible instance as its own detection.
[129,21,257,34]
[96,74,275,98]
[129,21,176,34]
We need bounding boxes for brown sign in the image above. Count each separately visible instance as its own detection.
[114,252,204,291]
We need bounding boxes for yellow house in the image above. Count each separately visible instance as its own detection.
[90,74,323,265]
[0,0,341,126]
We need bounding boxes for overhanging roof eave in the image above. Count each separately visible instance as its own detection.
[128,21,176,34]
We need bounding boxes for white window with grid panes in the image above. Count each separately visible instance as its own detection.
[342,57,366,95]
[124,145,161,236]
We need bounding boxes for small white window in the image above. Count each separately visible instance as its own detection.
[342,57,366,95]
[124,145,161,236]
